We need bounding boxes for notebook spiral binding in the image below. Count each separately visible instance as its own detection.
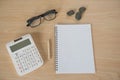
[55,27,58,71]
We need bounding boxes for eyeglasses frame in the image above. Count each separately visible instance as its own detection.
[26,9,58,27]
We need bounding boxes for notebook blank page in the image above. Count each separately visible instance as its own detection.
[55,24,95,74]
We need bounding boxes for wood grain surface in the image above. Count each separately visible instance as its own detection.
[0,0,120,80]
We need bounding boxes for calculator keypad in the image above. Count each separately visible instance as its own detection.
[13,46,42,75]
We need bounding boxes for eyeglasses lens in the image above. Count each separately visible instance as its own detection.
[44,13,56,21]
[30,18,41,27]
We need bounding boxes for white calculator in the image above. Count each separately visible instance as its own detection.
[6,34,44,76]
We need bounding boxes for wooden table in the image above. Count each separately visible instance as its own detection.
[0,0,120,80]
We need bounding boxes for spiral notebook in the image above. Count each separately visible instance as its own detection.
[55,24,95,74]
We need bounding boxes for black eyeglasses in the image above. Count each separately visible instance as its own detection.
[26,9,58,27]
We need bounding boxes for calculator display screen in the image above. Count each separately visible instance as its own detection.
[10,39,31,52]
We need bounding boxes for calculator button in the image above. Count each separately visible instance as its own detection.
[17,46,42,73]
